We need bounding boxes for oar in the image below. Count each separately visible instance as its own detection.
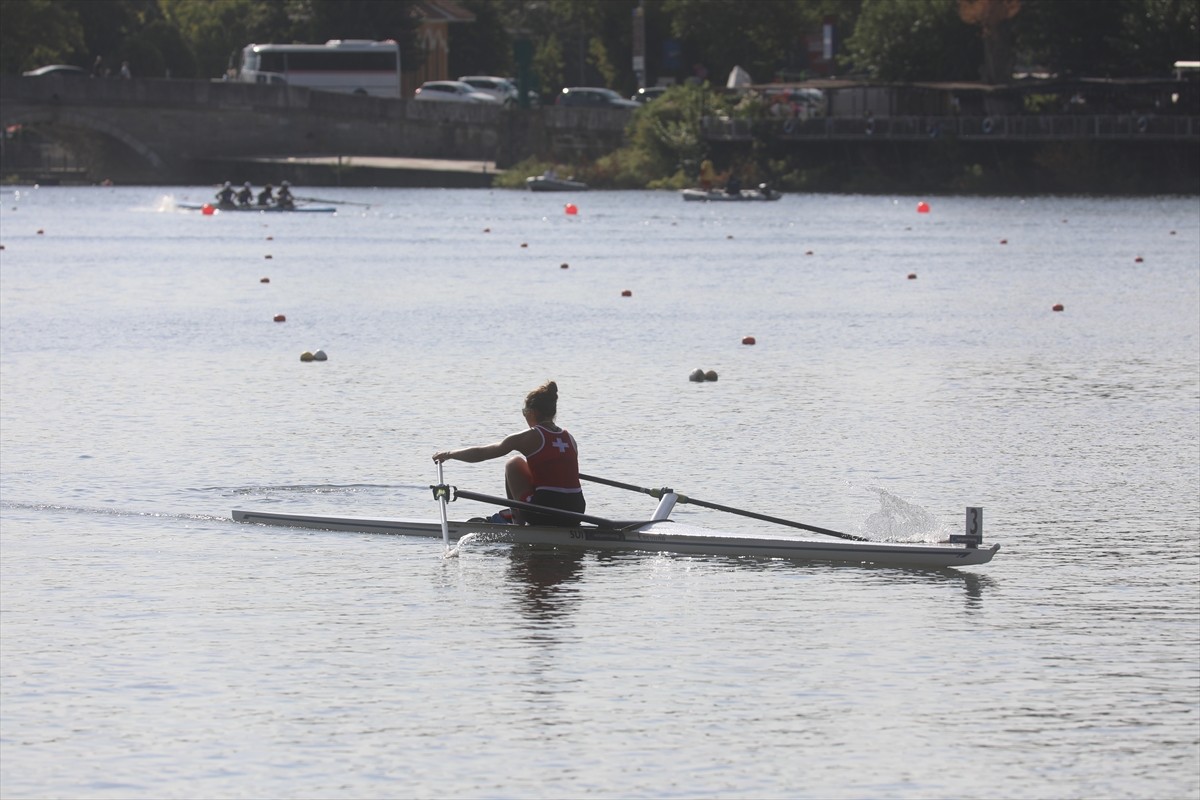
[433,462,451,553]
[294,195,373,207]
[579,473,870,542]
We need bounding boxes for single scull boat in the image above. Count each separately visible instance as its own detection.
[231,479,999,568]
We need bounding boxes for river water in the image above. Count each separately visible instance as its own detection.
[1,186,1198,799]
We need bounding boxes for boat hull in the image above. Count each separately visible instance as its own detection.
[526,177,589,192]
[682,188,781,202]
[176,202,336,213]
[231,509,999,567]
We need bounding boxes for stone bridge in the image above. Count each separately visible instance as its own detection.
[0,75,634,184]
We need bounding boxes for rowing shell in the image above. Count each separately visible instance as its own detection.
[176,202,337,213]
[230,509,999,567]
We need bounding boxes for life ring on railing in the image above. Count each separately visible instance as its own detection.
[864,118,875,136]
[1137,115,1148,133]
[784,118,797,134]
[982,117,995,134]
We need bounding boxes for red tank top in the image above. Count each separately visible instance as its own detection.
[526,424,581,493]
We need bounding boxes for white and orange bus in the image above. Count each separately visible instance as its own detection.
[237,40,401,98]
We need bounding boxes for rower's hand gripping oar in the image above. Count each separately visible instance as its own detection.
[579,473,871,542]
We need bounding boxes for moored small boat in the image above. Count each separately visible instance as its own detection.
[682,186,782,202]
[526,175,589,192]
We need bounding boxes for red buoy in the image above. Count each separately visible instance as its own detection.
[1052,304,1064,312]
[742,336,756,345]
[1000,239,1008,244]
[621,289,632,297]
[260,277,270,283]
[564,203,578,215]
[273,314,286,322]
[916,201,930,214]
[907,273,917,280]
[1134,256,1144,263]
[201,204,215,215]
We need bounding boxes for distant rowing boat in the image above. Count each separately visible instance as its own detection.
[231,476,999,568]
[682,187,782,202]
[176,202,337,213]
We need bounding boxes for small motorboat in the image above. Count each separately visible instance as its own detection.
[526,175,589,192]
[682,185,782,202]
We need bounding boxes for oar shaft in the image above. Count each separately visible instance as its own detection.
[295,195,372,207]
[579,473,666,497]
[579,473,868,542]
[682,496,868,542]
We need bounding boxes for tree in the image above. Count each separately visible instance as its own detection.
[448,0,514,78]
[958,0,1020,83]
[1012,0,1132,77]
[0,0,86,73]
[663,0,859,84]
[845,0,982,81]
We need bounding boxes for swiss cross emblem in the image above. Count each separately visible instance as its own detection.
[552,437,569,453]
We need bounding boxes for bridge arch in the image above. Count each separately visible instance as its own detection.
[5,107,166,172]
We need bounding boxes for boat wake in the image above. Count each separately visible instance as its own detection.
[219,482,408,496]
[1,500,228,524]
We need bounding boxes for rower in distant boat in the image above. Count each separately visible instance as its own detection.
[257,184,274,207]
[432,380,585,526]
[276,181,295,210]
[236,181,253,207]
[215,181,236,208]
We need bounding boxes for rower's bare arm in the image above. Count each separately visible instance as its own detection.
[433,429,536,463]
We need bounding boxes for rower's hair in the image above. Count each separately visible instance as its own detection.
[525,380,558,421]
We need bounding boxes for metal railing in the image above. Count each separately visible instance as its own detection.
[702,114,1200,142]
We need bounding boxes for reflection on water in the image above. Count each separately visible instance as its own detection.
[506,546,586,622]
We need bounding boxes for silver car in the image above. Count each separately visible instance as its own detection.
[414,80,502,104]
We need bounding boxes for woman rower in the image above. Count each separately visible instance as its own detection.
[432,380,585,525]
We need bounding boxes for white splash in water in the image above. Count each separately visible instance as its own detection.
[443,532,480,558]
[858,487,953,543]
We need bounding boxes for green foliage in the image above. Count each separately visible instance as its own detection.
[846,0,983,81]
[0,0,86,72]
[7,0,1191,86]
[448,0,514,77]
[664,0,851,83]
[588,37,617,88]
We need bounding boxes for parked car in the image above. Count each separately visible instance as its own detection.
[458,76,518,105]
[413,81,502,104]
[631,86,670,104]
[557,87,640,109]
[22,65,86,77]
